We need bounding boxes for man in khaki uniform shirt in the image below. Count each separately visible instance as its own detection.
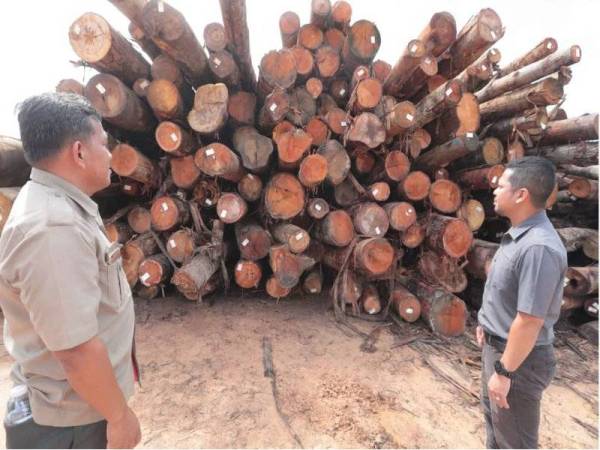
[0,93,141,448]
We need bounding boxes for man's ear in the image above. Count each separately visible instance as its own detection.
[515,188,529,204]
[67,140,86,168]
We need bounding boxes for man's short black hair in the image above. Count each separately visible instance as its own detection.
[16,92,101,164]
[505,156,556,208]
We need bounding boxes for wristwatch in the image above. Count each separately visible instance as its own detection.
[494,360,514,379]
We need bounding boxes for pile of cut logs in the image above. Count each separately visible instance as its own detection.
[1,0,597,339]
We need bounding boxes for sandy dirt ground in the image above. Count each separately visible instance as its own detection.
[0,292,597,448]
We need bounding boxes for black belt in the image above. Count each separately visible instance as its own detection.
[484,331,507,348]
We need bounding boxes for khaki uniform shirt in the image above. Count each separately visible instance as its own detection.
[0,168,135,427]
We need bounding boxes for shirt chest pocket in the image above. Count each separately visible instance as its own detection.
[489,251,518,297]
[99,242,130,311]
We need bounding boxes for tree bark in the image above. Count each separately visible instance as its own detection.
[272,223,311,254]
[279,11,300,48]
[437,8,503,79]
[564,266,598,296]
[418,250,468,293]
[141,0,210,86]
[479,78,564,122]
[498,37,557,77]
[456,164,505,190]
[476,46,581,103]
[526,141,598,167]
[414,135,480,174]
[536,113,598,146]
[382,39,425,97]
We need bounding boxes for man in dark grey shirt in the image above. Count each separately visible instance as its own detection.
[477,157,567,448]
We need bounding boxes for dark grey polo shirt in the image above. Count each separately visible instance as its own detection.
[478,211,568,346]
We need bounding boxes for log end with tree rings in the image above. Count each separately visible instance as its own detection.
[194,143,243,182]
[324,28,346,51]
[275,128,313,167]
[69,12,113,64]
[402,222,426,248]
[352,202,389,237]
[355,78,383,110]
[385,202,417,232]
[368,182,390,202]
[234,260,262,289]
[316,45,341,79]
[319,209,355,246]
[427,292,467,337]
[418,250,468,293]
[272,120,295,142]
[127,206,152,234]
[399,170,431,202]
[429,215,473,258]
[260,49,298,91]
[568,178,596,199]
[237,173,263,202]
[481,137,504,165]
[354,237,394,276]
[146,79,183,120]
[307,198,329,219]
[266,276,291,299]
[298,154,328,188]
[457,199,485,231]
[453,93,481,137]
[384,150,411,182]
[138,255,171,287]
[235,222,272,261]
[372,59,392,84]
[291,46,315,79]
[429,179,462,213]
[360,284,382,314]
[325,107,350,135]
[216,192,248,224]
[188,83,229,134]
[279,11,300,48]
[264,173,306,220]
[156,121,189,155]
[306,77,324,99]
[203,22,227,52]
[151,54,184,86]
[344,20,381,64]
[305,117,328,146]
[150,196,186,231]
[85,73,127,118]
[166,229,196,263]
[391,286,421,322]
[303,270,323,295]
[56,78,84,96]
[228,91,257,126]
[170,155,200,189]
[298,24,324,50]
[331,0,352,28]
[110,143,156,185]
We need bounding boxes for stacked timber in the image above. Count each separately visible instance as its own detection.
[3,0,592,338]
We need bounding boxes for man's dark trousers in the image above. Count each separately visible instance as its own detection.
[5,418,107,449]
[481,335,556,449]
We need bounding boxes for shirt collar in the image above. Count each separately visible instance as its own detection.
[30,168,99,218]
[506,210,548,241]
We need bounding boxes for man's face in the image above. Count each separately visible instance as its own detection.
[80,119,112,194]
[493,169,519,216]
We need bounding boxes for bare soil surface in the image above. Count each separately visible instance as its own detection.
[0,292,597,448]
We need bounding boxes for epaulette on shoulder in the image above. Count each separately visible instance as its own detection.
[47,192,76,227]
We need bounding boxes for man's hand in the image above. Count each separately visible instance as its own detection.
[476,325,484,348]
[488,372,511,409]
[107,406,141,449]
